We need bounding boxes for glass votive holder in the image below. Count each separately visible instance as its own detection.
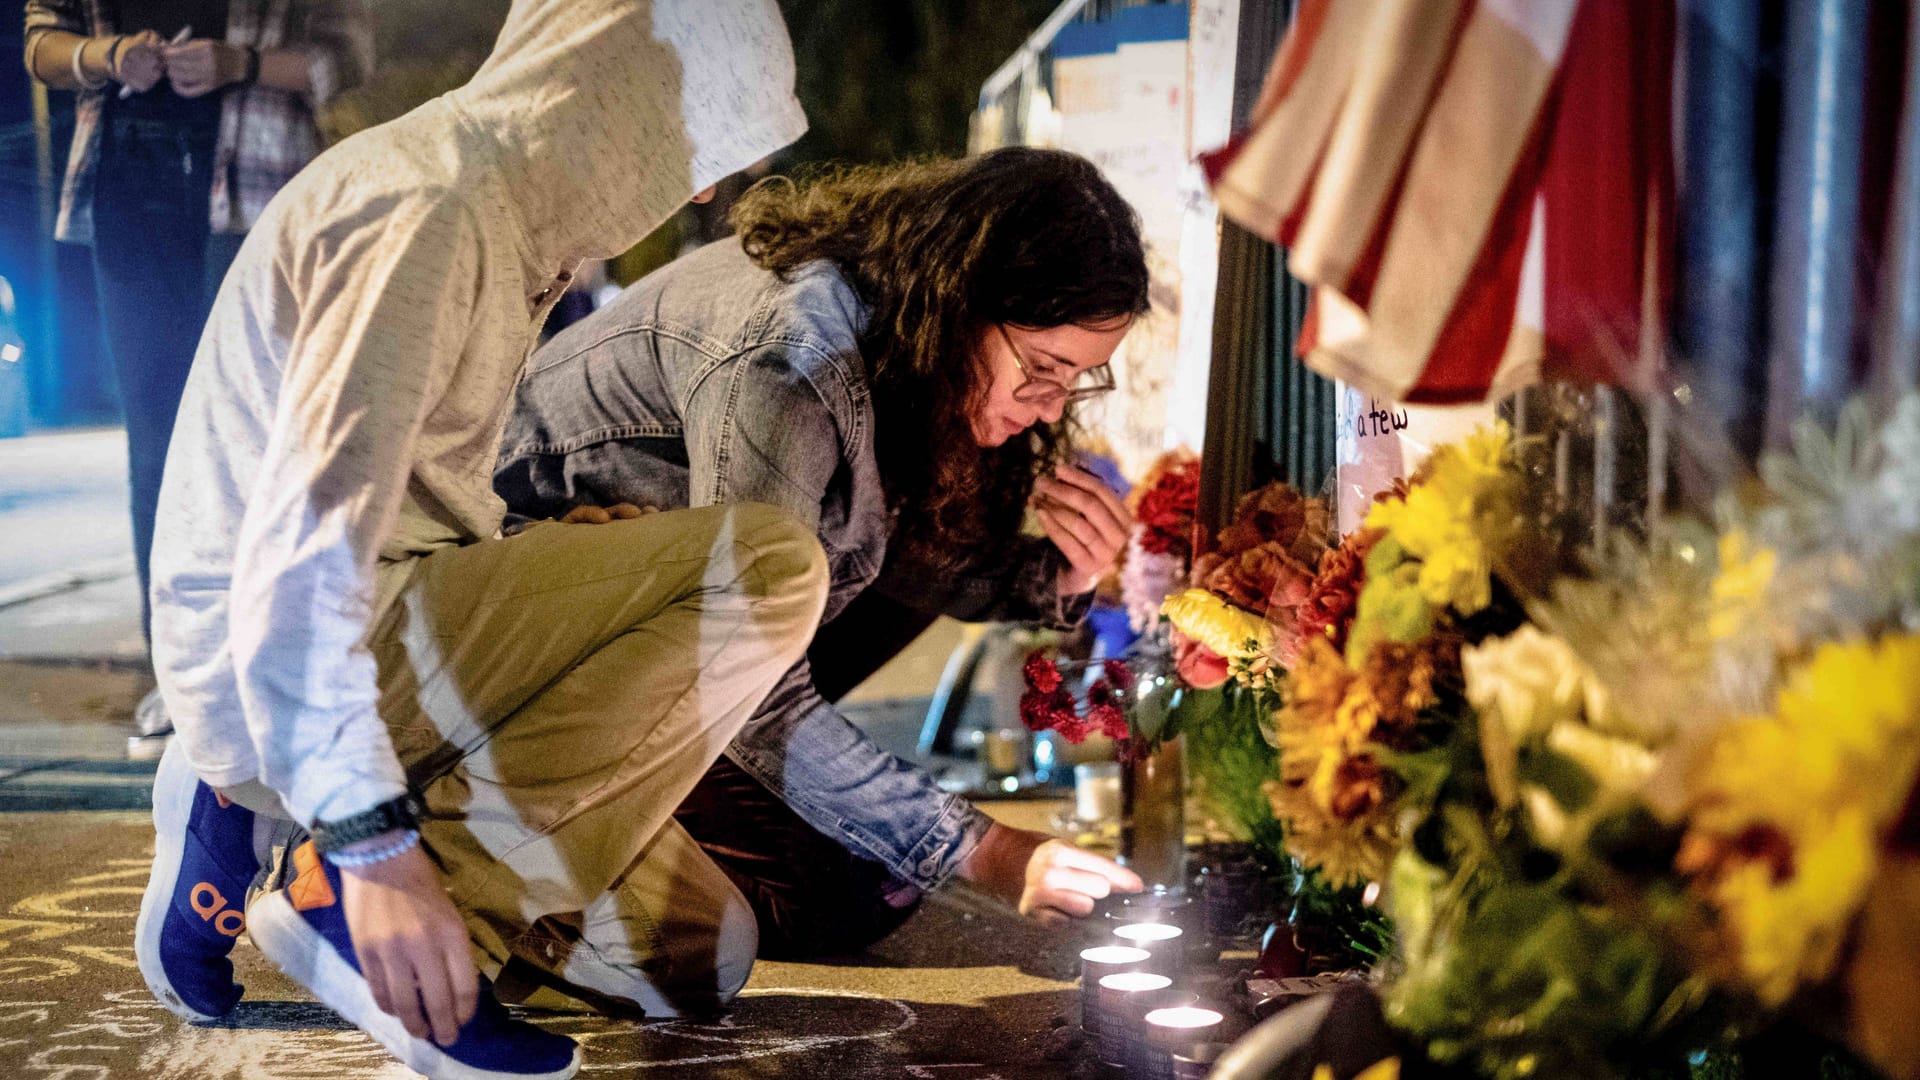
[1112,920,1185,978]
[1172,1041,1229,1080]
[1121,991,1201,1076]
[1074,761,1122,822]
[1093,971,1173,1068]
[1139,1006,1227,1080]
[1199,856,1259,941]
[1078,944,1151,1037]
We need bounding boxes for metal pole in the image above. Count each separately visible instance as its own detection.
[1765,0,1870,447]
[31,80,56,430]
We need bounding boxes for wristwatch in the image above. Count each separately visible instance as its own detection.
[311,794,422,854]
[241,46,261,85]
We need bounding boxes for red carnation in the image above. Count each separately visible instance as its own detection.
[1019,689,1058,732]
[1022,652,1062,693]
[1104,660,1136,693]
[1132,457,1202,558]
[1089,702,1130,742]
[1053,713,1094,744]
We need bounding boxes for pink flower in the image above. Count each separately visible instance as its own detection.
[1173,631,1231,690]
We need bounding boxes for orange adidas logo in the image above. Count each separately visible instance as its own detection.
[189,882,246,937]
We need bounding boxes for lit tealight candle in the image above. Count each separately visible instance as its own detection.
[1094,971,1174,1068]
[1141,1006,1226,1080]
[1074,762,1121,822]
[1077,944,1150,1038]
[1113,920,1185,977]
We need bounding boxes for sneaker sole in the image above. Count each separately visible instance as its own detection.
[249,888,582,1080]
[135,739,223,1023]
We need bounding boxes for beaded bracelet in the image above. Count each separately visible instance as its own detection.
[325,828,422,869]
[71,39,109,91]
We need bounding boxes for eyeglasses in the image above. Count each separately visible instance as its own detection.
[998,323,1116,406]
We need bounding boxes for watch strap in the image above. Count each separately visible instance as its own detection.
[311,794,421,853]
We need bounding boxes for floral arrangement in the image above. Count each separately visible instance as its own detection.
[1193,403,1920,1080]
[1136,475,1396,961]
[1161,480,1334,690]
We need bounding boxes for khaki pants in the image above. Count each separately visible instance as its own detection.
[361,503,827,1016]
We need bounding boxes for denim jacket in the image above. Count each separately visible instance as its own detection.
[495,238,1090,890]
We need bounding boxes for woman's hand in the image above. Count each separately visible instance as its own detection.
[112,31,168,93]
[163,38,249,97]
[958,822,1142,925]
[1033,463,1133,597]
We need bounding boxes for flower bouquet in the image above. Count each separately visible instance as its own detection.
[1221,404,1920,1080]
[1020,648,1192,888]
[1152,477,1400,963]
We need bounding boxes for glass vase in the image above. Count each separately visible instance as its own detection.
[1119,733,1187,892]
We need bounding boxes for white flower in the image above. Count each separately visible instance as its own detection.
[1121,537,1186,633]
[1462,626,1611,743]
[1875,393,1920,533]
[1544,720,1657,796]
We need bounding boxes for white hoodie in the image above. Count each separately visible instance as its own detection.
[150,0,808,828]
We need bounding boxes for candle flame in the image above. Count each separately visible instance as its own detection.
[1115,922,1183,942]
[1080,945,1151,964]
[1145,1006,1224,1029]
[1097,972,1173,992]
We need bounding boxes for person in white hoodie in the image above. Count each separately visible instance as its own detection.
[137,3,819,1077]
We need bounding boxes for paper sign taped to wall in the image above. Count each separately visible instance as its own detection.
[1335,383,1499,534]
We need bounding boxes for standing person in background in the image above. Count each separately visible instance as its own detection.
[21,0,373,738]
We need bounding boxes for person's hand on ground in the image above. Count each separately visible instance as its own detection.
[339,840,479,1047]
[163,38,249,97]
[1032,462,1133,597]
[111,31,168,93]
[958,822,1142,926]
[559,502,655,524]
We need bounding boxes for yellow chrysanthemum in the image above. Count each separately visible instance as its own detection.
[1709,530,1778,641]
[1267,776,1398,889]
[1161,588,1272,660]
[1707,809,1877,1005]
[1682,634,1920,1003]
[1315,1059,1400,1080]
[1364,422,1518,615]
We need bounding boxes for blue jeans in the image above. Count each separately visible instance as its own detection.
[89,108,240,643]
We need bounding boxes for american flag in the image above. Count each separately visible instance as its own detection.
[1201,0,1675,407]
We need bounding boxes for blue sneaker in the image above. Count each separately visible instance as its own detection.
[248,841,581,1080]
[135,738,260,1021]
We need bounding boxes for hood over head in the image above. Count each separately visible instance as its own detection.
[448,0,807,265]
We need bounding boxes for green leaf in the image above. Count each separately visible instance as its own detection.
[1522,746,1602,814]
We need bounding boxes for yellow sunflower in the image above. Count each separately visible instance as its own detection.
[1680,634,1920,1004]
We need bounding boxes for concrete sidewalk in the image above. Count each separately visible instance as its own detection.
[0,429,146,665]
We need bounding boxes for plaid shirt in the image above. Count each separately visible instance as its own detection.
[24,0,372,244]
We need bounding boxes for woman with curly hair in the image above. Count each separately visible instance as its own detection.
[493,146,1149,981]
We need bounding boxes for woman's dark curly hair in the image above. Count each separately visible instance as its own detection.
[731,147,1150,569]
